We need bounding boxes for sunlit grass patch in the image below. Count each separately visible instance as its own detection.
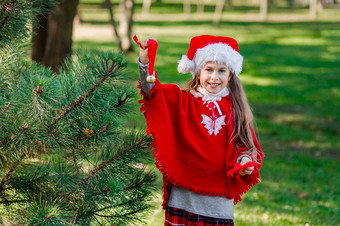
[240,74,280,86]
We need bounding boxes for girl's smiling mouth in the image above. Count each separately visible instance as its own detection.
[208,82,221,88]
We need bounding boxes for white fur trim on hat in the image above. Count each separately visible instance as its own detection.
[177,55,196,74]
[178,43,243,76]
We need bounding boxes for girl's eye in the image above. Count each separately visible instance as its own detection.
[219,70,225,73]
[205,68,212,72]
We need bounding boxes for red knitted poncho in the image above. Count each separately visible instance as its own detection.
[139,79,263,208]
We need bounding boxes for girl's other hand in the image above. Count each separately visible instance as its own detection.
[239,156,254,176]
[139,38,156,65]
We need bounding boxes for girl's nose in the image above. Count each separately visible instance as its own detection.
[211,71,217,80]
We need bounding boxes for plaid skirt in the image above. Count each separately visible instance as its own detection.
[165,205,234,226]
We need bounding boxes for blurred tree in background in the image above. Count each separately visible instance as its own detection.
[0,0,155,224]
[103,0,135,52]
[31,0,136,66]
[32,0,79,73]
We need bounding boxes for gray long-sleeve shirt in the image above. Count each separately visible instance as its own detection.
[138,58,154,99]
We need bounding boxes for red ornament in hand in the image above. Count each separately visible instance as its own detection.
[133,35,158,83]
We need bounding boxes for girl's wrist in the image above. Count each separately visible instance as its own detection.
[138,57,149,66]
[237,154,252,164]
[141,59,149,64]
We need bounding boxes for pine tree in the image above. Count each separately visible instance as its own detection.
[0,1,155,225]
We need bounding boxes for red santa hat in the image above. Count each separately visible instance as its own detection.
[177,35,243,77]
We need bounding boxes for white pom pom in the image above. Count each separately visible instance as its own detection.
[177,55,195,74]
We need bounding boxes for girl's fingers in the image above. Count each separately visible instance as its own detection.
[244,170,253,174]
[141,38,157,49]
[141,40,148,49]
[239,167,254,176]
[239,170,245,176]
[244,166,254,174]
[140,44,146,50]
[246,166,254,171]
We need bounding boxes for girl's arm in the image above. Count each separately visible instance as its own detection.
[138,38,155,99]
[237,128,263,176]
[138,58,154,99]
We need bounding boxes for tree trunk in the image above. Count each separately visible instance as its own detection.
[288,0,294,8]
[183,0,191,14]
[32,14,48,63]
[225,0,232,9]
[120,0,134,52]
[260,0,268,20]
[317,0,323,11]
[104,0,122,48]
[32,0,78,72]
[213,0,226,25]
[310,0,318,19]
[142,0,152,15]
[197,0,204,14]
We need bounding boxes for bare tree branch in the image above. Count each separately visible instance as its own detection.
[104,0,121,49]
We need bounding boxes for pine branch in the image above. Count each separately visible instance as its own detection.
[94,207,145,218]
[0,158,22,188]
[0,85,44,145]
[73,148,80,175]
[0,102,11,116]
[0,1,16,33]
[33,84,43,95]
[124,174,149,191]
[92,173,148,198]
[113,95,129,107]
[94,217,105,226]
[50,60,120,126]
[1,124,29,145]
[94,176,149,213]
[84,137,144,183]
[71,122,113,141]
[0,199,29,204]
[49,128,59,136]
[0,155,24,201]
[3,172,49,192]
[70,209,79,225]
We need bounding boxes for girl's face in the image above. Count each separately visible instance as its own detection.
[198,62,231,94]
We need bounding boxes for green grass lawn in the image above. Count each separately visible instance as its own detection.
[75,1,340,225]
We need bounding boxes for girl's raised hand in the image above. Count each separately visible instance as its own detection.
[139,38,156,65]
[239,156,254,176]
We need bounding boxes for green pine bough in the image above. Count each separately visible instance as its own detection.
[0,0,56,47]
[0,51,156,225]
[0,1,155,225]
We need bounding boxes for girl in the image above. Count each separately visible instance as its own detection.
[136,35,263,226]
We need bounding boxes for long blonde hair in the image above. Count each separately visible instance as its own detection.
[186,73,259,160]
